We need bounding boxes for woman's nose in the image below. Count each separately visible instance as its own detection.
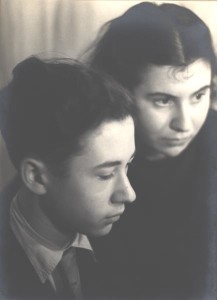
[170,104,191,132]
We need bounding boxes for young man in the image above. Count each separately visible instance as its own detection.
[0,57,136,299]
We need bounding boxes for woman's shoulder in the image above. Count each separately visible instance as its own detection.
[206,108,217,126]
[199,109,217,141]
[198,108,217,163]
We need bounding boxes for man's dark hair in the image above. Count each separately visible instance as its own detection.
[3,57,134,174]
[88,2,217,92]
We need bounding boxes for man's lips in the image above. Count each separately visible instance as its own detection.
[106,209,125,223]
[107,215,121,223]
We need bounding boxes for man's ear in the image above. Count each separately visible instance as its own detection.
[20,158,49,195]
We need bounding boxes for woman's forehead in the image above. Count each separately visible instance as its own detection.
[134,59,212,97]
[139,60,211,83]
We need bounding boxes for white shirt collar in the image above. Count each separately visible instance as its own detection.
[10,193,93,283]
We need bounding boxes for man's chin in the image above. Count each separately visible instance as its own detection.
[89,223,113,238]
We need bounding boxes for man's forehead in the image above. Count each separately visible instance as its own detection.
[77,117,134,156]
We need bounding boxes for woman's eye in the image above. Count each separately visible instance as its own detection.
[154,98,173,107]
[193,92,205,103]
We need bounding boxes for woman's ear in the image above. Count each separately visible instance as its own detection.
[20,158,49,195]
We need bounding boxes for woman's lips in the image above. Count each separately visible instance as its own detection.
[164,136,192,146]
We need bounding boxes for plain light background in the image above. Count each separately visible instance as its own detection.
[1,0,217,190]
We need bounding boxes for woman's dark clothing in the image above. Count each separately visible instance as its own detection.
[83,109,217,300]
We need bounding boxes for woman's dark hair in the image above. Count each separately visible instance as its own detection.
[2,56,134,174]
[88,2,217,91]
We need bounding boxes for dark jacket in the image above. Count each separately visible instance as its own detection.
[85,109,217,300]
[0,177,58,300]
[0,177,95,300]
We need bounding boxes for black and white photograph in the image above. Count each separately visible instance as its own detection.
[1,1,217,299]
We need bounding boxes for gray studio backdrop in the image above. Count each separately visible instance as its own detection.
[1,0,217,190]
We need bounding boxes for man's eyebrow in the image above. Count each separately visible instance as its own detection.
[94,161,121,169]
[192,85,211,96]
[94,151,135,170]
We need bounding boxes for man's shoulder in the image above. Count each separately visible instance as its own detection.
[0,176,28,294]
[0,176,52,299]
[0,175,21,234]
[0,175,21,204]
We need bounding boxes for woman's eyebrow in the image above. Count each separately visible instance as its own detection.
[146,92,176,98]
[191,85,211,97]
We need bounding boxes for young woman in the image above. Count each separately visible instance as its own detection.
[82,3,217,300]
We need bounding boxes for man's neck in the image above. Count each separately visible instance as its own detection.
[17,185,76,249]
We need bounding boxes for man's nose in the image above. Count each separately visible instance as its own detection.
[170,104,191,132]
[111,176,136,204]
